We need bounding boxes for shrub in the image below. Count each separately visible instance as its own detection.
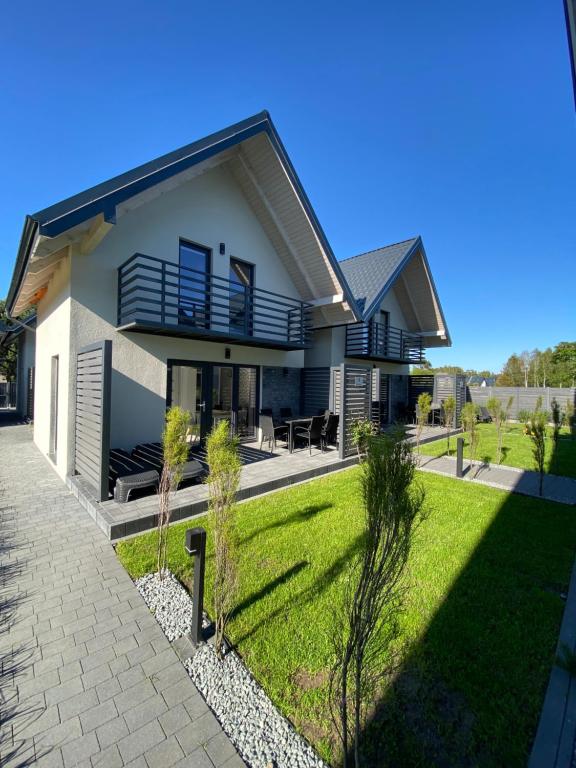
[157,406,191,578]
[565,401,575,439]
[460,403,480,474]
[551,398,562,443]
[442,396,456,455]
[350,419,377,459]
[206,419,241,658]
[415,392,432,453]
[487,396,506,464]
[518,409,532,426]
[330,432,425,767]
[526,410,547,496]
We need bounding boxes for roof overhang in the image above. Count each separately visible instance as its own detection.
[565,0,576,109]
[7,112,361,326]
[363,237,451,347]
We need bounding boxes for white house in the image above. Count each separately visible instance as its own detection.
[6,111,450,495]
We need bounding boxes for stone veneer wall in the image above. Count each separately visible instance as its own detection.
[261,367,302,420]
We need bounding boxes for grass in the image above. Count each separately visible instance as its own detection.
[420,422,576,478]
[117,468,576,767]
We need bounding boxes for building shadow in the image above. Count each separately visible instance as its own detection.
[342,435,575,768]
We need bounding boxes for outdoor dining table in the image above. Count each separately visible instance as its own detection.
[283,416,313,453]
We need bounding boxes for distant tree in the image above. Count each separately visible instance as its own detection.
[551,342,576,388]
[0,299,35,382]
[520,351,531,388]
[497,354,524,386]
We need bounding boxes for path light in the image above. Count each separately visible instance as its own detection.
[456,437,464,479]
[185,527,206,644]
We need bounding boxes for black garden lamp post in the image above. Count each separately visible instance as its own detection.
[185,527,206,644]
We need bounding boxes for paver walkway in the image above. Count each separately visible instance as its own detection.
[416,453,576,505]
[0,423,242,768]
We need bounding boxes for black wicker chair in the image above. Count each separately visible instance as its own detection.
[322,414,339,450]
[294,415,325,455]
[259,413,288,453]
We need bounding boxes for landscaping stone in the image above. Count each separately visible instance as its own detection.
[136,568,327,768]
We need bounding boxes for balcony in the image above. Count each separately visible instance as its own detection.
[345,321,424,363]
[117,254,313,350]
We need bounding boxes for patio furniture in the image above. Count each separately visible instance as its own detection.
[132,443,204,485]
[259,413,288,453]
[109,448,159,503]
[294,415,325,455]
[322,414,339,449]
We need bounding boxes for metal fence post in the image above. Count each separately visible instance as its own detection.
[456,437,464,478]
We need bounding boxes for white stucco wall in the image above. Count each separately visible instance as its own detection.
[379,287,409,330]
[66,162,306,458]
[34,256,72,478]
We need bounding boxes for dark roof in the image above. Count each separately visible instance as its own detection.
[565,0,576,109]
[0,314,36,351]
[339,237,420,318]
[7,112,360,319]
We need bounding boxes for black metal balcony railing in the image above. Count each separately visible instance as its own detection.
[117,254,313,349]
[345,321,424,363]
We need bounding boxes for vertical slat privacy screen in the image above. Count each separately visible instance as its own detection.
[301,367,330,416]
[27,366,35,419]
[74,341,112,501]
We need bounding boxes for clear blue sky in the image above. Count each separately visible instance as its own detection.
[1,1,575,372]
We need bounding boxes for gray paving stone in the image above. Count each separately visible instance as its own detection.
[0,425,237,768]
[117,720,165,764]
[205,732,238,766]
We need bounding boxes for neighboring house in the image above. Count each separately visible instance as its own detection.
[6,111,450,491]
[467,375,496,388]
[0,315,36,417]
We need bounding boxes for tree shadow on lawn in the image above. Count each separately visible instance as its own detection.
[233,532,365,646]
[230,560,309,622]
[348,461,576,768]
[548,434,576,479]
[238,502,333,547]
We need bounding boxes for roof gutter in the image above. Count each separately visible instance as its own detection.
[6,216,39,318]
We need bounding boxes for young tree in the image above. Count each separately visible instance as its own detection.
[486,396,505,464]
[330,431,425,768]
[503,395,514,431]
[206,419,241,659]
[415,392,432,453]
[157,406,191,578]
[526,410,547,496]
[460,402,480,474]
[551,398,562,443]
[442,396,456,455]
[350,419,377,460]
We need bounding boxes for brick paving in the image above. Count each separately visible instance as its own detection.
[0,423,243,768]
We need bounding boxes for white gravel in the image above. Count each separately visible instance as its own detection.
[134,570,209,642]
[136,569,327,768]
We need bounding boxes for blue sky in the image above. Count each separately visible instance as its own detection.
[1,0,574,372]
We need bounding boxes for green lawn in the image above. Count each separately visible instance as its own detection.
[117,469,576,767]
[420,422,576,478]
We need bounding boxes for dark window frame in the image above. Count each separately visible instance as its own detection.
[178,238,212,330]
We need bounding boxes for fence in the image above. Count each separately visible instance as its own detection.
[468,386,576,419]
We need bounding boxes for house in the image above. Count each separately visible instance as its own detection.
[5,111,450,502]
[0,314,36,417]
[467,375,496,388]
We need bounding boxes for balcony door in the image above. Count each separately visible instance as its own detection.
[178,241,210,329]
[373,310,389,356]
[229,258,254,337]
[168,361,258,443]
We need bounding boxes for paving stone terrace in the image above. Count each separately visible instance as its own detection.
[70,443,360,541]
[0,422,243,768]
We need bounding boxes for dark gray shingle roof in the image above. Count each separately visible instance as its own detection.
[339,237,419,318]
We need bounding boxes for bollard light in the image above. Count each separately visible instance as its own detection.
[456,437,464,479]
[185,527,206,645]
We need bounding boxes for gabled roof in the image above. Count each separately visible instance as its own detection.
[339,236,451,346]
[339,237,419,317]
[7,112,360,323]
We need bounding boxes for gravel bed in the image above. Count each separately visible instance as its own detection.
[136,570,327,768]
[135,570,208,642]
[186,644,327,768]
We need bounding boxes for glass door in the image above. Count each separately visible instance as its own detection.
[169,363,208,444]
[211,366,234,432]
[229,258,254,336]
[236,367,257,439]
[179,240,210,329]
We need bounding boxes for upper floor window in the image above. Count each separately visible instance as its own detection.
[179,240,211,329]
[229,258,254,336]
